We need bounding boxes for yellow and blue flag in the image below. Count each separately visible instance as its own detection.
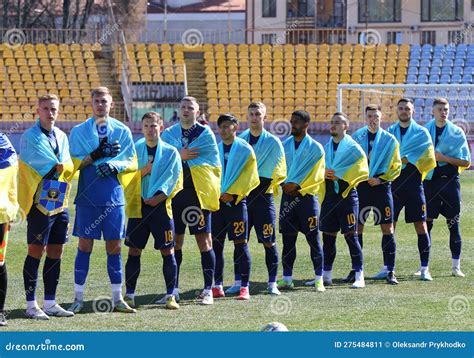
[69,117,140,217]
[424,119,471,180]
[239,128,286,193]
[162,123,221,211]
[352,126,401,182]
[18,120,74,215]
[325,135,369,198]
[134,137,183,217]
[388,119,436,180]
[283,135,325,197]
[0,133,19,223]
[219,137,259,204]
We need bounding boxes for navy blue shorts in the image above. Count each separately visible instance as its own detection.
[423,175,461,220]
[247,192,276,243]
[392,172,427,223]
[172,188,211,235]
[125,200,175,250]
[357,181,394,226]
[27,205,69,245]
[212,199,248,241]
[73,205,126,240]
[279,193,319,235]
[320,190,359,234]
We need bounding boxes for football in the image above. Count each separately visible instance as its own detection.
[261,322,289,332]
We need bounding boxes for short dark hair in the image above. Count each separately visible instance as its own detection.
[432,97,449,106]
[217,113,238,126]
[365,104,381,112]
[397,98,414,106]
[292,110,310,123]
[333,111,350,124]
[141,111,162,122]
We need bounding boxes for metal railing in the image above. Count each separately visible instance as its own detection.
[0,27,105,45]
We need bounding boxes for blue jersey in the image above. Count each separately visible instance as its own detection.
[74,126,124,206]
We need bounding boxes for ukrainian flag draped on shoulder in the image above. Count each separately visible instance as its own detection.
[283,135,325,197]
[219,137,259,204]
[352,126,401,182]
[239,128,286,193]
[424,119,471,180]
[134,137,183,217]
[325,135,369,198]
[18,120,74,215]
[388,119,436,180]
[0,133,19,223]
[162,123,221,211]
[69,117,140,217]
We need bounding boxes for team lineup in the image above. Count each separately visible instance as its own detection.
[0,87,471,326]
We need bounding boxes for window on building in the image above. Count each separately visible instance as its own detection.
[421,0,463,22]
[421,30,436,45]
[448,30,465,44]
[358,0,401,23]
[262,33,277,44]
[387,31,403,44]
[262,0,277,17]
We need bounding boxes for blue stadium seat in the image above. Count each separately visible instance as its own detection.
[405,89,416,97]
[457,44,467,52]
[417,74,429,83]
[455,52,466,60]
[411,44,421,52]
[454,58,465,67]
[462,74,472,83]
[408,67,418,75]
[421,52,432,59]
[422,44,433,52]
[441,66,453,74]
[423,112,433,121]
[442,59,454,67]
[432,59,442,67]
[438,89,448,97]
[429,74,440,83]
[451,74,462,83]
[415,89,427,97]
[409,59,420,67]
[407,74,417,83]
[459,89,470,98]
[427,89,438,97]
[466,58,474,66]
[415,98,425,107]
[440,74,451,83]
[420,59,431,67]
[430,66,441,75]
[434,44,445,52]
[458,98,468,107]
[419,67,430,75]
[448,89,460,97]
[453,66,464,75]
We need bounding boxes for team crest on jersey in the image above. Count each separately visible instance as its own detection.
[148,154,154,163]
[224,152,230,161]
[369,140,374,147]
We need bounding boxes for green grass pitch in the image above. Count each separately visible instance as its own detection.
[2,173,473,331]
